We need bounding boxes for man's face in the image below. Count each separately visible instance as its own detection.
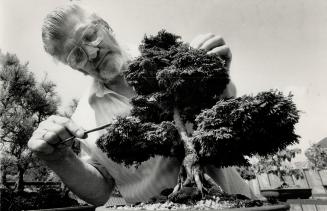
[58,13,126,83]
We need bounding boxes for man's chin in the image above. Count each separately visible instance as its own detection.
[98,53,124,70]
[98,62,125,83]
[99,71,122,84]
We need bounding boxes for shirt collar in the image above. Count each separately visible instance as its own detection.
[90,79,116,98]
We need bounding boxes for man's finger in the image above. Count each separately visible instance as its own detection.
[200,36,225,51]
[28,139,54,154]
[36,122,67,144]
[49,115,69,124]
[46,122,81,144]
[208,45,232,69]
[209,44,231,58]
[48,115,86,138]
[64,120,86,138]
[207,45,231,57]
[42,130,63,145]
[190,33,215,49]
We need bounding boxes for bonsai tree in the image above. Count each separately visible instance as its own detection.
[236,165,257,181]
[305,143,327,170]
[96,30,300,203]
[252,148,303,188]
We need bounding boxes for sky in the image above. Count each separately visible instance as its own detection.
[1,0,327,160]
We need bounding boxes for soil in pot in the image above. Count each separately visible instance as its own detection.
[97,187,290,211]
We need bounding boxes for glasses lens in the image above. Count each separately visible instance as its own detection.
[83,25,103,46]
[66,24,106,69]
[67,47,87,69]
[83,25,97,43]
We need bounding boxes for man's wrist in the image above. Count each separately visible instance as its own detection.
[43,148,83,179]
[42,148,77,165]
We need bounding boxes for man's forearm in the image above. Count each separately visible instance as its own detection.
[45,150,114,206]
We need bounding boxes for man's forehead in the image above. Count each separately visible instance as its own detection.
[60,15,92,58]
[64,14,92,40]
[63,24,86,48]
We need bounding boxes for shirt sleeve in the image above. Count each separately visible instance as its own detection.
[79,140,115,184]
[204,165,255,199]
[71,92,115,184]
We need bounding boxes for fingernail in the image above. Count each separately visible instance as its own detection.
[76,129,86,138]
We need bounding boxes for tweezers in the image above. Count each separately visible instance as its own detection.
[52,123,111,146]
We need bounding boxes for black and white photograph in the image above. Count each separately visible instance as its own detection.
[0,1,326,210]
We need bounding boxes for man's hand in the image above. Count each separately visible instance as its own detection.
[28,115,113,205]
[190,33,232,69]
[191,33,236,97]
[28,115,86,162]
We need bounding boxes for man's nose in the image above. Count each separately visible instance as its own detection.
[84,45,99,60]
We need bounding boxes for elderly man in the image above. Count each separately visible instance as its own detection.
[28,4,248,206]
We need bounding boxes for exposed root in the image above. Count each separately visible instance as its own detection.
[168,165,226,203]
[203,173,224,194]
[170,108,226,203]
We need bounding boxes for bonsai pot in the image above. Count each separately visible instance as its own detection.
[96,204,290,211]
[26,205,96,211]
[260,188,312,202]
[212,204,290,211]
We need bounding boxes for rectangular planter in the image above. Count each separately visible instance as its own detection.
[96,204,290,211]
[260,188,312,202]
[26,205,96,211]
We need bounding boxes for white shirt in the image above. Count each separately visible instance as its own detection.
[72,80,181,203]
[72,79,254,204]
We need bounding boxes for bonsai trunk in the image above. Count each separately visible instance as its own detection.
[276,169,287,188]
[1,169,7,184]
[16,164,25,192]
[168,108,224,202]
[0,168,8,189]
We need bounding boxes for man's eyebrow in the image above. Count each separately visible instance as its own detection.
[74,25,89,41]
[63,24,89,54]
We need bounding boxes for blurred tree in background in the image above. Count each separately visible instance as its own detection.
[305,144,327,170]
[0,50,59,192]
[60,98,79,118]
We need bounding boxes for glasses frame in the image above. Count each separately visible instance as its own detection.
[66,23,109,70]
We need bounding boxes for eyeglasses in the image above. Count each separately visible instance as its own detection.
[66,24,109,69]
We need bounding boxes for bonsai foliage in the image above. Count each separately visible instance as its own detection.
[305,144,327,170]
[236,166,257,181]
[97,117,183,166]
[192,92,300,167]
[126,30,230,122]
[253,148,303,187]
[96,30,300,201]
